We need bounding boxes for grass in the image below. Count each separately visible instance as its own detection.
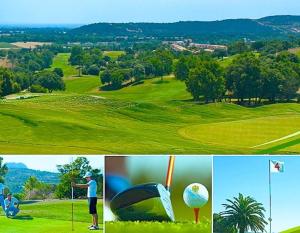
[0,53,299,154]
[0,42,17,49]
[282,226,300,233]
[0,200,103,233]
[50,53,78,77]
[105,220,211,233]
[103,51,125,60]
[289,47,300,58]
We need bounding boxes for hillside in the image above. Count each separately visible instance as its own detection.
[0,53,299,155]
[282,226,300,233]
[5,164,59,193]
[71,15,300,40]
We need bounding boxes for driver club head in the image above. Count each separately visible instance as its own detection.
[110,183,175,222]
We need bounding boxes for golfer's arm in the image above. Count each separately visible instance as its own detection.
[74,184,89,189]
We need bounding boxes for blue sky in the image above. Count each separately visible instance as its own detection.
[2,155,104,172]
[214,156,300,233]
[0,0,299,24]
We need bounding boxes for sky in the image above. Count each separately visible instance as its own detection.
[214,156,300,233]
[0,0,299,25]
[2,155,104,172]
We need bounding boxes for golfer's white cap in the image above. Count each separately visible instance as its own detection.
[83,172,92,178]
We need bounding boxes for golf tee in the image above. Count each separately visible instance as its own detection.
[194,208,200,223]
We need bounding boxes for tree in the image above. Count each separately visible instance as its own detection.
[87,65,100,76]
[185,62,225,102]
[175,58,189,81]
[221,193,267,233]
[133,64,146,82]
[0,157,8,184]
[23,176,55,200]
[213,214,237,233]
[0,68,14,96]
[100,69,112,85]
[55,157,102,199]
[53,68,64,77]
[226,53,262,103]
[33,71,65,93]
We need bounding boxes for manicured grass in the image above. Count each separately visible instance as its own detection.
[105,220,211,233]
[281,226,300,233]
[103,51,125,60]
[0,53,299,154]
[50,53,78,77]
[0,200,103,233]
[64,76,100,94]
[0,42,17,49]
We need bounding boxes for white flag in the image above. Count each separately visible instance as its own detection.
[270,160,284,173]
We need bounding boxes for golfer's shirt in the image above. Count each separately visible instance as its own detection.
[87,180,97,198]
[4,197,18,209]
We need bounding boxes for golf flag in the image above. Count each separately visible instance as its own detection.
[270,160,284,173]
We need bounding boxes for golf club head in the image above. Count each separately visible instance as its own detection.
[110,183,175,222]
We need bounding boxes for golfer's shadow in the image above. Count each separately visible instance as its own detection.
[12,215,33,221]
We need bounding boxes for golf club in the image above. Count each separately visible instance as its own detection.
[110,156,176,222]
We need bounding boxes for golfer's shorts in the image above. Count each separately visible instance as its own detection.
[88,197,97,214]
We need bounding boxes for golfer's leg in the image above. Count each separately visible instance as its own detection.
[13,208,19,216]
[5,208,10,217]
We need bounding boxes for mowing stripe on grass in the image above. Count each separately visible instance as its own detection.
[251,131,300,148]
[255,138,300,154]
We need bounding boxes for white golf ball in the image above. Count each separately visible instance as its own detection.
[183,183,209,208]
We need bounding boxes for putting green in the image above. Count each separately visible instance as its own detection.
[0,200,103,233]
[179,115,300,152]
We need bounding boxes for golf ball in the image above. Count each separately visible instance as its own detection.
[183,183,209,208]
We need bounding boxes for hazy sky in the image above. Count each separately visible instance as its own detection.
[2,155,104,172]
[0,0,299,25]
[214,156,300,233]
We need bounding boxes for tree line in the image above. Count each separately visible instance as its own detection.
[175,51,300,104]
[0,46,66,97]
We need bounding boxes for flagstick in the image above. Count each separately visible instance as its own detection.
[269,160,272,233]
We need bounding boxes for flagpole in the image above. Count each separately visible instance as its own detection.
[269,160,272,233]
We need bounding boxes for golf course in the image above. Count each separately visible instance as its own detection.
[0,200,103,233]
[0,52,299,154]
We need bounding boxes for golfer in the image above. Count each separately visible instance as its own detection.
[4,193,20,217]
[72,172,99,231]
[0,182,5,211]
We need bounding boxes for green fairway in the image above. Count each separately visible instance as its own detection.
[0,200,103,233]
[105,220,211,233]
[0,42,17,49]
[0,53,299,154]
[282,226,300,233]
[103,51,125,60]
[50,53,78,77]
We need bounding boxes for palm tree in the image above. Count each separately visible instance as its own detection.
[221,193,267,233]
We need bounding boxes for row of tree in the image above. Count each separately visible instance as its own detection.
[0,68,65,97]
[175,51,300,104]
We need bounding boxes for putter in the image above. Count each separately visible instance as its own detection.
[110,156,175,222]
